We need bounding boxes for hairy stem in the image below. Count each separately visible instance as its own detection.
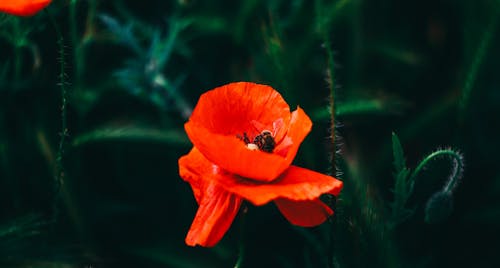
[45,9,68,220]
[409,149,464,194]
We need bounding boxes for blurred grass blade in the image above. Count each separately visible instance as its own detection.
[312,97,407,121]
[315,0,352,32]
[459,6,499,115]
[72,126,190,147]
[371,42,422,66]
[0,214,47,242]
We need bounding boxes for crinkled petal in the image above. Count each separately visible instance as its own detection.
[179,148,343,206]
[185,180,243,247]
[189,82,291,136]
[274,198,333,227]
[185,122,289,181]
[0,0,51,16]
[185,106,312,182]
[215,164,343,206]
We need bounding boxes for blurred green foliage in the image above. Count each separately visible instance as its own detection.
[0,0,499,267]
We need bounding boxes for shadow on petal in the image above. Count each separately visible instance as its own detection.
[215,165,343,206]
[0,0,52,16]
[274,198,333,227]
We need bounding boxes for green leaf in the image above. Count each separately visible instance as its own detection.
[391,132,406,174]
[389,132,415,227]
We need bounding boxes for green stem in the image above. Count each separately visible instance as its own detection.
[324,38,339,268]
[319,1,340,265]
[325,38,336,170]
[234,205,248,268]
[408,149,464,194]
[44,9,68,219]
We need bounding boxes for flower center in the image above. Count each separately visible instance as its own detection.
[237,130,276,153]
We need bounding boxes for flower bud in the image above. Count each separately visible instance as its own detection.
[424,191,453,224]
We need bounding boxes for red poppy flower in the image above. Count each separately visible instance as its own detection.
[179,82,343,247]
[0,0,52,17]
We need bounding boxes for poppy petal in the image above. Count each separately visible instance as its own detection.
[179,147,211,203]
[277,106,312,160]
[185,180,243,247]
[0,0,51,16]
[215,165,343,206]
[185,106,313,182]
[179,147,343,206]
[274,198,333,227]
[189,82,291,136]
[185,122,291,181]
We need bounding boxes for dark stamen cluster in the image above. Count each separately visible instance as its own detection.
[237,131,276,153]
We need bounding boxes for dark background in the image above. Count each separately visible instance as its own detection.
[0,0,499,267]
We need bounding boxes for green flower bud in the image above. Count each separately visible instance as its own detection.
[424,191,453,224]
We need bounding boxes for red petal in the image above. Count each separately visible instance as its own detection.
[189,82,291,136]
[215,165,343,206]
[179,148,343,206]
[185,180,243,247]
[0,0,51,16]
[274,198,333,227]
[276,106,312,159]
[185,122,289,181]
[185,106,312,182]
[179,147,210,204]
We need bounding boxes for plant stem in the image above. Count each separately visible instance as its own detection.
[409,149,464,193]
[234,205,248,268]
[44,9,68,221]
[324,27,339,268]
